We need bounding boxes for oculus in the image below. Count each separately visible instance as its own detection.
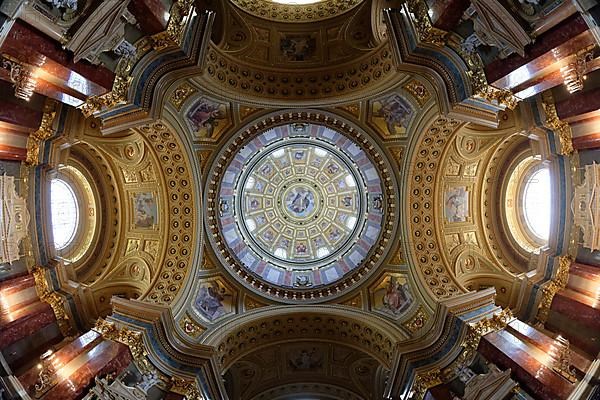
[211,120,390,300]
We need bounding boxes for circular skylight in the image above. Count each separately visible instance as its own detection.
[214,123,387,293]
[240,142,362,265]
[50,179,79,250]
[523,167,551,240]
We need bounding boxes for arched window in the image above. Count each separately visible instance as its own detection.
[48,165,97,263]
[505,156,553,252]
[522,167,551,241]
[50,179,79,250]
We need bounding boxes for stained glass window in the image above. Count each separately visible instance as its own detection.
[50,179,79,250]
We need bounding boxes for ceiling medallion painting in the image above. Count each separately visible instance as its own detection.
[208,115,395,302]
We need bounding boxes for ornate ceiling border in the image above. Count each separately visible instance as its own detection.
[228,0,365,22]
[205,110,398,303]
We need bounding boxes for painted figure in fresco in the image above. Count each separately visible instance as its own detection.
[289,348,321,370]
[195,281,227,321]
[286,188,315,217]
[382,277,410,315]
[187,100,224,138]
[445,188,468,222]
[133,193,156,228]
[281,36,315,61]
[342,196,353,207]
[327,163,339,175]
[296,242,307,254]
[377,95,413,135]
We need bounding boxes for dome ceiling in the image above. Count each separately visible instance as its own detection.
[196,0,400,105]
[206,116,396,302]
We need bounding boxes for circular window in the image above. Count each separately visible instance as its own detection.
[505,156,552,252]
[522,168,551,241]
[49,165,97,263]
[50,179,79,250]
[209,120,393,301]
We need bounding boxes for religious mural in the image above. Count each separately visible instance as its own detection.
[371,274,413,318]
[288,348,323,370]
[371,94,414,137]
[186,98,227,139]
[280,34,317,61]
[132,192,157,229]
[444,186,469,223]
[193,280,233,322]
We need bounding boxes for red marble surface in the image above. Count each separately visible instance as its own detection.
[479,331,575,400]
[485,14,588,84]
[427,0,471,31]
[492,31,596,91]
[0,145,26,161]
[0,274,35,295]
[41,340,132,400]
[129,0,168,35]
[18,330,103,388]
[425,384,453,400]
[0,303,56,349]
[546,312,600,358]
[1,21,115,90]
[164,393,185,400]
[0,301,49,326]
[0,100,42,130]
[556,86,600,119]
[551,289,600,331]
[573,133,600,150]
[569,262,600,281]
[506,320,591,374]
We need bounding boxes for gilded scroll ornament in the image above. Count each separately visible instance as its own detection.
[169,83,197,111]
[32,266,74,336]
[536,256,572,324]
[150,0,195,50]
[541,93,573,156]
[403,0,448,47]
[26,100,57,165]
[93,318,154,374]
[403,306,428,333]
[170,376,202,400]
[412,369,442,400]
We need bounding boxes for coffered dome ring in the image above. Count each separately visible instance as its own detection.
[206,111,397,303]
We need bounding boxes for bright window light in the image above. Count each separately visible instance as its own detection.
[523,168,551,240]
[51,179,79,250]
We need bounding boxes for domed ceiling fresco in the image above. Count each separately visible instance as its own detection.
[18,0,588,398]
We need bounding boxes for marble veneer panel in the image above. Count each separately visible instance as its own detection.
[479,330,575,400]
[0,302,55,349]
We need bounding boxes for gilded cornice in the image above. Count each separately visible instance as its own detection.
[32,266,75,336]
[536,255,571,324]
[26,100,58,166]
[229,0,365,22]
[541,92,574,156]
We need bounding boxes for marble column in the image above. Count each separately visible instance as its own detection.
[484,14,595,99]
[478,326,577,400]
[0,274,63,370]
[18,331,132,400]
[128,0,168,35]
[425,0,471,31]
[0,20,115,106]
[546,262,600,357]
[554,86,600,150]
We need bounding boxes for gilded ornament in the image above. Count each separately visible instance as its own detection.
[32,266,74,336]
[151,0,195,50]
[169,83,196,111]
[170,376,202,400]
[403,306,428,333]
[412,369,442,400]
[93,318,155,374]
[536,256,571,324]
[404,79,431,106]
[180,315,205,338]
[26,100,58,165]
[341,294,362,309]
[403,0,448,47]
[541,92,573,156]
